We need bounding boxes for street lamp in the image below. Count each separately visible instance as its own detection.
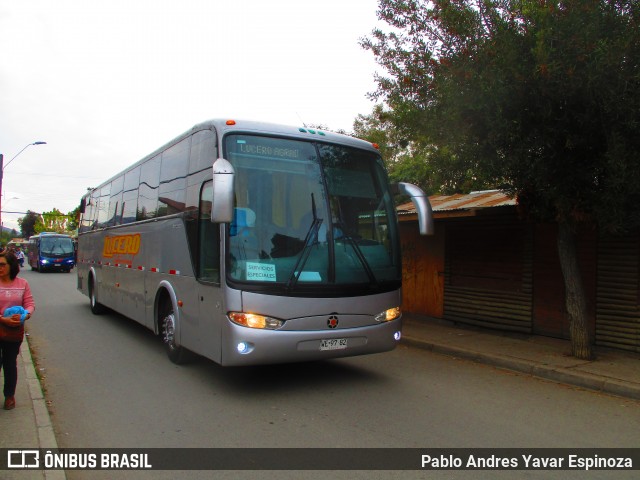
[2,141,47,171]
[0,141,47,238]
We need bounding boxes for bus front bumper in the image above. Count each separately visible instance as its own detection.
[220,317,402,366]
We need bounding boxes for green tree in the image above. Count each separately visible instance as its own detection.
[0,228,18,245]
[353,104,496,194]
[37,208,69,234]
[18,211,39,238]
[363,0,640,359]
[67,206,80,232]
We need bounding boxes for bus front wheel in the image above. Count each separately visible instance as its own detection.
[160,299,192,365]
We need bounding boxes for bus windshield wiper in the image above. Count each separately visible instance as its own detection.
[336,225,378,286]
[286,194,322,291]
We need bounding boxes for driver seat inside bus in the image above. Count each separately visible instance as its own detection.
[230,207,259,260]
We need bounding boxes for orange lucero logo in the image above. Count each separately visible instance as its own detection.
[103,234,141,258]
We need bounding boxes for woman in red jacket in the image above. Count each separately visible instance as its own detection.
[0,250,35,410]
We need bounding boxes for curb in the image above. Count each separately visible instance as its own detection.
[22,339,67,480]
[401,336,640,401]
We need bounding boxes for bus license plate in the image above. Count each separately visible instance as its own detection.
[320,338,347,351]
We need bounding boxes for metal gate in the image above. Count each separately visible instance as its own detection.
[596,232,640,352]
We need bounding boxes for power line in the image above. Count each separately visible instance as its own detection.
[1,210,75,217]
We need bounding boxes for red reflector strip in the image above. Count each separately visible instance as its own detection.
[150,267,159,273]
[137,266,144,271]
[168,270,180,275]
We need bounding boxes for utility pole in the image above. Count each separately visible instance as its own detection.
[0,142,47,239]
[0,153,3,238]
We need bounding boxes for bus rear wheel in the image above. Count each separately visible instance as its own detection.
[160,300,192,365]
[89,277,106,315]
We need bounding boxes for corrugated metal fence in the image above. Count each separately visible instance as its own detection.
[400,191,640,352]
[443,217,533,333]
[597,233,640,352]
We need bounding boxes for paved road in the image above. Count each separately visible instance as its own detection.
[22,269,640,479]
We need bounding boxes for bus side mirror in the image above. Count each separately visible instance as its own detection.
[394,182,434,236]
[211,158,235,223]
[79,198,86,214]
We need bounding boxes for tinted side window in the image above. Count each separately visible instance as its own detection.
[108,175,124,226]
[122,167,140,224]
[96,183,111,228]
[80,194,95,232]
[189,129,217,180]
[138,155,160,220]
[90,190,100,230]
[187,129,217,212]
[159,139,189,215]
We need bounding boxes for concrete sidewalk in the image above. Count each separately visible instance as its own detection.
[0,339,65,480]
[1,315,638,478]
[402,314,640,401]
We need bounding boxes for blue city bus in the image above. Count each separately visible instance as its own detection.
[27,233,76,272]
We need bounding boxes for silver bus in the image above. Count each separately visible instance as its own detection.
[77,119,432,366]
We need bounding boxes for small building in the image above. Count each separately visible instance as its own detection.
[398,190,640,353]
[7,238,26,249]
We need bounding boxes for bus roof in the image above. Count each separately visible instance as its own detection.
[83,118,380,198]
[29,232,72,238]
[196,118,378,151]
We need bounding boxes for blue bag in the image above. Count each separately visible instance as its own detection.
[4,306,29,324]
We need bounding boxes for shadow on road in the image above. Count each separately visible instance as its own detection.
[89,305,393,396]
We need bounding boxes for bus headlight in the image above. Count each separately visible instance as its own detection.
[228,312,283,330]
[375,306,402,323]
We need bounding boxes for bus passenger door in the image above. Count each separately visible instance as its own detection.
[196,282,224,362]
[195,183,224,362]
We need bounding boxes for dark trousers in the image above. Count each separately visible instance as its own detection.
[0,340,22,397]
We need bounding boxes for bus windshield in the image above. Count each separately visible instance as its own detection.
[225,134,401,293]
[40,236,74,257]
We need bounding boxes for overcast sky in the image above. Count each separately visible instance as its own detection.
[0,0,383,232]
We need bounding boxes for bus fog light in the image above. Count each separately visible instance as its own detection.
[394,331,402,341]
[237,342,254,354]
